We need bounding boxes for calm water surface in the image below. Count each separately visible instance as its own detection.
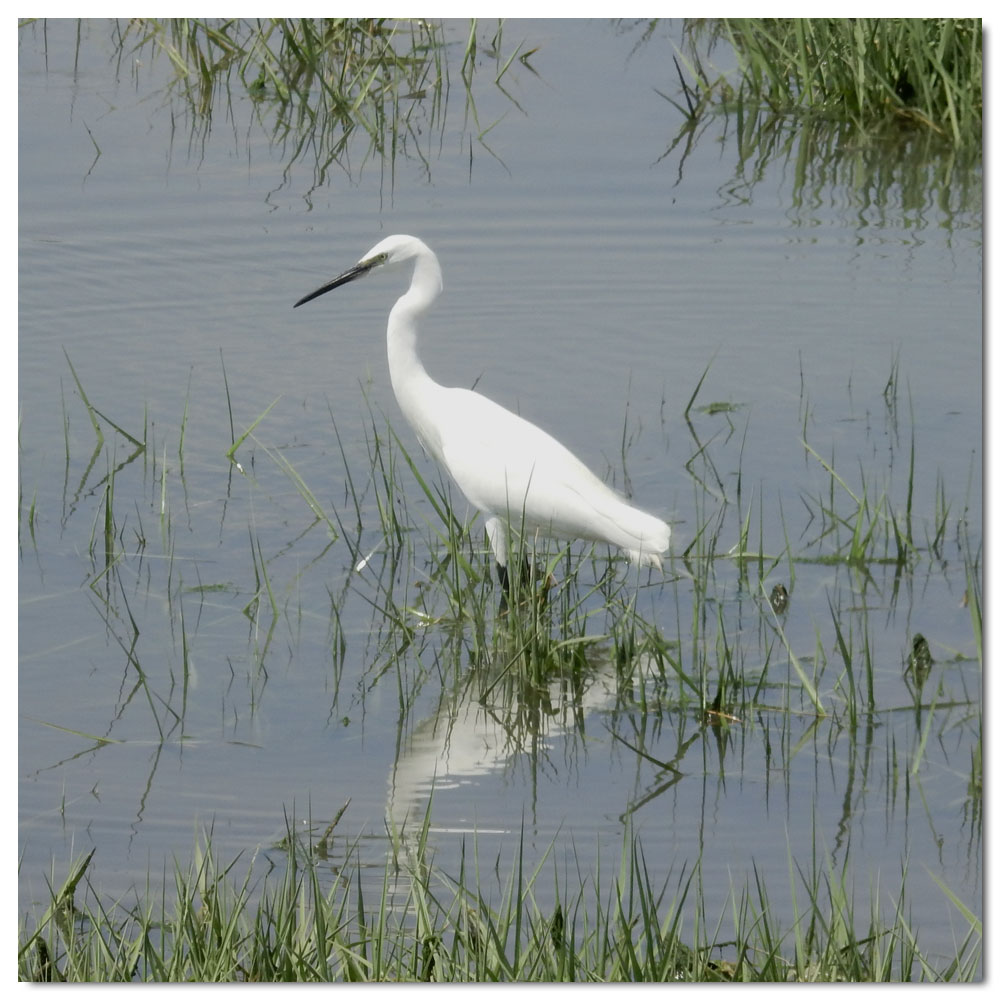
[19,19,982,971]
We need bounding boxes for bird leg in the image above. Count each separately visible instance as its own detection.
[497,555,534,611]
[496,561,510,613]
[496,555,533,612]
[487,518,556,612]
[495,560,511,596]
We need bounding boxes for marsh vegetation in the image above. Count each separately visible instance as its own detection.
[19,18,981,981]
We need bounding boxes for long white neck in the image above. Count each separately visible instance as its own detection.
[386,251,446,458]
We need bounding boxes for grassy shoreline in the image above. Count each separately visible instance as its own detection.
[19,817,981,982]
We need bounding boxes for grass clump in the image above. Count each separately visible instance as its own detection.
[18,826,980,982]
[670,18,981,147]
[119,18,450,120]
[18,18,535,193]
[103,18,529,190]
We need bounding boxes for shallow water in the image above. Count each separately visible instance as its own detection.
[18,18,981,973]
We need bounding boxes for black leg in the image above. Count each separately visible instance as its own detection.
[496,560,510,612]
[496,556,534,612]
[518,554,532,588]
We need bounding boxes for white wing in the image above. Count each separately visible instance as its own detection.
[427,386,670,566]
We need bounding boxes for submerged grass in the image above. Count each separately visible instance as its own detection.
[112,18,526,192]
[18,17,535,196]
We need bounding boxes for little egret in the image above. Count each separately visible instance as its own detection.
[294,235,670,594]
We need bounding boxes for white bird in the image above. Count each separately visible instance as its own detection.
[294,235,670,595]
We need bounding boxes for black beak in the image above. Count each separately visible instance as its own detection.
[293,253,386,308]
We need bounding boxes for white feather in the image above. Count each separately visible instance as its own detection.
[296,235,671,574]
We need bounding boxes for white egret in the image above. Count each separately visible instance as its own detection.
[294,235,670,595]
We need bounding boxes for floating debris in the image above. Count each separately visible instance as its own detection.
[769,583,789,614]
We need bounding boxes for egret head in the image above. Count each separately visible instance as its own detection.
[294,235,432,308]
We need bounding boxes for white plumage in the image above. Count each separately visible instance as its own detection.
[295,235,670,583]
